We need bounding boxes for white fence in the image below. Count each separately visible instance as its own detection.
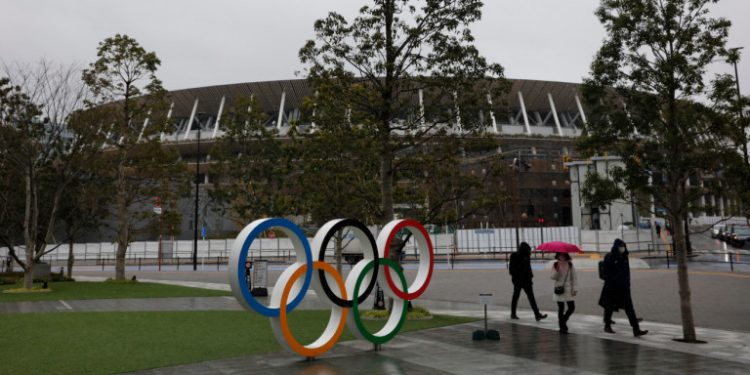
[0,226,581,264]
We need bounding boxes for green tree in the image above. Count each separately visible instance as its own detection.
[580,0,739,342]
[208,96,298,226]
[710,68,750,220]
[0,61,102,288]
[299,0,507,228]
[83,34,187,280]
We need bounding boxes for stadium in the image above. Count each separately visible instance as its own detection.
[3,77,738,267]
[157,78,585,239]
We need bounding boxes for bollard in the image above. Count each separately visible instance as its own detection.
[666,251,670,269]
[177,256,180,270]
[217,256,220,270]
[138,258,141,271]
[729,253,734,272]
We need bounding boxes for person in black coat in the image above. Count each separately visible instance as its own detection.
[599,239,648,337]
[509,242,547,321]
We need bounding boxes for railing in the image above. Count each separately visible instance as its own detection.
[0,226,581,266]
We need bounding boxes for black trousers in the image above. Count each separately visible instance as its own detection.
[557,301,575,329]
[511,283,541,317]
[604,299,640,331]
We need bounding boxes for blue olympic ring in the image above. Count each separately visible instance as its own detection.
[234,217,313,317]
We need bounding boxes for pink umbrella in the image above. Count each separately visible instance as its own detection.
[537,241,583,253]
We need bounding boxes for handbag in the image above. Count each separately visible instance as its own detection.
[554,265,570,295]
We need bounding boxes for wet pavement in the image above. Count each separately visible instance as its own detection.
[126,319,750,375]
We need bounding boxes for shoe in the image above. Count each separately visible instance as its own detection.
[606,319,616,325]
[633,329,649,337]
[511,315,519,320]
[535,314,548,321]
[604,325,615,334]
[559,328,569,334]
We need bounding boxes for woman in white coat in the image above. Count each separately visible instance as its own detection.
[551,252,577,333]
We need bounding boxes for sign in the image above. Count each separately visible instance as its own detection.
[479,293,494,306]
[229,217,434,358]
[153,207,162,215]
[251,259,268,290]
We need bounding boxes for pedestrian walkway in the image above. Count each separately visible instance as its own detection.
[127,318,749,375]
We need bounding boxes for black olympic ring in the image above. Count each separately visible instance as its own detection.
[315,219,379,308]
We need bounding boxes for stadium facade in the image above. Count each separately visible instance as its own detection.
[112,77,737,241]
[144,78,583,240]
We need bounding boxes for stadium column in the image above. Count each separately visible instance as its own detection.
[137,110,151,142]
[277,90,286,130]
[517,91,531,135]
[161,102,174,142]
[574,95,587,125]
[487,92,498,133]
[183,99,199,140]
[212,96,225,139]
[547,93,563,136]
[418,89,426,130]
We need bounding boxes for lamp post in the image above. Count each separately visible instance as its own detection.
[729,47,748,166]
[193,127,200,271]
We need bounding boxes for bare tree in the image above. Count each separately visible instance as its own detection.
[0,60,102,288]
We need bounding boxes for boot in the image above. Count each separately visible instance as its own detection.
[604,324,615,334]
[633,329,649,337]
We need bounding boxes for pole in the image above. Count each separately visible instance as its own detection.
[540,219,544,245]
[484,304,488,333]
[193,127,200,271]
[514,169,521,250]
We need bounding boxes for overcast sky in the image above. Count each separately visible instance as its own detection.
[1,0,748,93]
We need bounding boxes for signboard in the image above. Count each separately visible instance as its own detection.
[153,207,162,215]
[252,260,268,289]
[478,293,494,306]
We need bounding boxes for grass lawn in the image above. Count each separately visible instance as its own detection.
[2,310,477,375]
[0,281,230,302]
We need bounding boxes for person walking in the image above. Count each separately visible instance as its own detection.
[509,242,547,321]
[551,252,576,333]
[599,239,649,337]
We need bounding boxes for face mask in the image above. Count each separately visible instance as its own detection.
[618,246,626,254]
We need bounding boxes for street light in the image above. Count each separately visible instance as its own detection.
[511,155,530,249]
[193,125,200,271]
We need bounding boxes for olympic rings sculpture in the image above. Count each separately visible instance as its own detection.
[228,217,434,357]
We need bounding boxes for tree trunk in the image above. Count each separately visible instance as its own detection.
[115,186,129,281]
[23,170,35,289]
[671,213,698,342]
[67,238,75,279]
[380,146,394,224]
